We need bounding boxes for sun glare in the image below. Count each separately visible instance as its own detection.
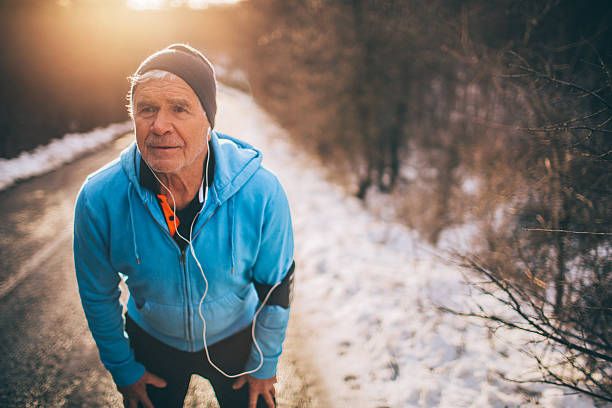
[126,0,241,10]
[126,0,165,9]
[189,0,242,8]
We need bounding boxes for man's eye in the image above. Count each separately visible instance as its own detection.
[140,107,156,114]
[175,106,187,113]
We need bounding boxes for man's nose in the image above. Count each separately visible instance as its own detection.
[151,109,173,135]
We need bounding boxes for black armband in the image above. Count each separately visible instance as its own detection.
[254,261,295,309]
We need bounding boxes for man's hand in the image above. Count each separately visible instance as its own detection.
[233,374,277,408]
[117,370,167,408]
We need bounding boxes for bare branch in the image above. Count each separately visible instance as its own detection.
[525,126,612,135]
[523,228,612,235]
[515,65,612,111]
[460,260,612,363]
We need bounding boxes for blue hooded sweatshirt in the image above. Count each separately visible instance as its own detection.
[73,131,294,386]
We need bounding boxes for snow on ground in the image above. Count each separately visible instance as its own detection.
[4,84,604,407]
[215,86,604,408]
[0,121,132,191]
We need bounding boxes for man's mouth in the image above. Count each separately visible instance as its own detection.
[150,145,179,150]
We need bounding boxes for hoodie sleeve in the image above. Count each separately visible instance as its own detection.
[73,184,145,386]
[244,177,295,379]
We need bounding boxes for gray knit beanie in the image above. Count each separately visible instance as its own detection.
[132,44,217,128]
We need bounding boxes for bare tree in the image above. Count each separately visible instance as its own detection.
[447,41,611,402]
[443,255,611,403]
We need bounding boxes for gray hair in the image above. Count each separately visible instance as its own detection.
[126,69,178,118]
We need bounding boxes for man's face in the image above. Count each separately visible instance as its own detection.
[132,74,210,175]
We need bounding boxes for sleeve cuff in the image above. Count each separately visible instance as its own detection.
[244,355,279,379]
[108,359,146,386]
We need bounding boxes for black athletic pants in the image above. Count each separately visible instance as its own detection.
[125,314,271,408]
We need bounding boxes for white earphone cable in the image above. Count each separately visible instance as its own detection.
[142,128,276,378]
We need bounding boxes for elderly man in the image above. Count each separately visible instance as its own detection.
[73,44,294,408]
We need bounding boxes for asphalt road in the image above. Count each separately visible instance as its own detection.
[0,134,328,408]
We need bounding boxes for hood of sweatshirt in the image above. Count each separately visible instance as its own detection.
[119,130,263,265]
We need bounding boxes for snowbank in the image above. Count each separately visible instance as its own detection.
[0,121,132,191]
[214,86,603,408]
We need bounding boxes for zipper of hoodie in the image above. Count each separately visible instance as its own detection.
[143,202,183,254]
[183,206,219,348]
[143,201,220,349]
[179,249,193,346]
[143,202,194,345]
